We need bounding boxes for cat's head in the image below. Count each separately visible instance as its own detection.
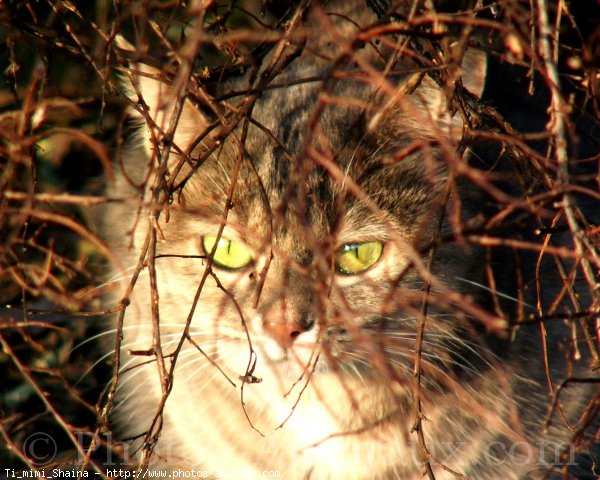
[114,3,494,428]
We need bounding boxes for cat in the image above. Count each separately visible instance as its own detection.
[99,1,598,479]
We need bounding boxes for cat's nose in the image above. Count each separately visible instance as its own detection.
[263,317,314,349]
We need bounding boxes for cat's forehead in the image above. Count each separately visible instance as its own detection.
[180,65,438,244]
[184,144,430,253]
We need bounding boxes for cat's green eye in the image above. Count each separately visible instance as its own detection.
[335,241,383,275]
[202,235,253,270]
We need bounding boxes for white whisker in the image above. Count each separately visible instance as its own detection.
[455,276,534,310]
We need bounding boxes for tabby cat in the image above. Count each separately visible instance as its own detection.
[101,1,597,479]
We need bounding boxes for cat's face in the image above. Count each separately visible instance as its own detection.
[165,90,436,379]
[117,60,490,426]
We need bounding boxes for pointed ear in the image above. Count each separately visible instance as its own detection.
[406,48,487,141]
[459,48,487,98]
[116,36,208,159]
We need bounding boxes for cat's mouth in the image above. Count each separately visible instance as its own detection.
[254,334,320,366]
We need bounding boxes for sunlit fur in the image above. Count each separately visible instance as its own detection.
[99,2,595,479]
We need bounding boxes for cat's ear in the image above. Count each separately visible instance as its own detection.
[375,48,486,143]
[411,47,487,140]
[458,48,487,98]
[116,36,208,159]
